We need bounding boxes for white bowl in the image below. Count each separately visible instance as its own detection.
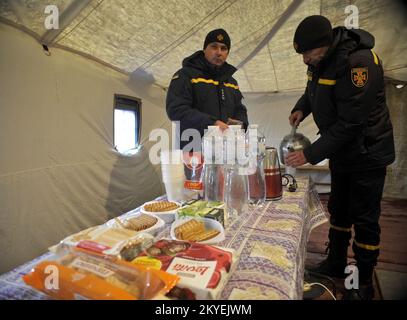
[170,217,225,244]
[107,212,165,236]
[140,200,181,223]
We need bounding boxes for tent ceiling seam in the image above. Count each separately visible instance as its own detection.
[7,0,28,26]
[232,15,280,57]
[40,0,93,45]
[0,16,41,42]
[54,0,105,45]
[135,0,238,71]
[237,0,304,69]
[0,19,168,92]
[241,67,254,92]
[233,16,278,49]
[267,43,279,92]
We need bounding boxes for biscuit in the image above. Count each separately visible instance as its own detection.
[175,220,220,242]
[144,201,179,212]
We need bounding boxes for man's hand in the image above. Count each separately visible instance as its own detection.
[227,118,243,126]
[285,150,307,167]
[214,120,229,131]
[289,111,304,126]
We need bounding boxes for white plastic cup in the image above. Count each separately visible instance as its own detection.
[161,164,185,183]
[162,174,185,184]
[160,149,183,165]
[161,163,184,173]
[164,179,185,202]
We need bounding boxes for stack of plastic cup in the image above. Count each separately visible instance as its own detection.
[160,149,185,201]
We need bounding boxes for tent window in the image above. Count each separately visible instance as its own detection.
[114,94,141,154]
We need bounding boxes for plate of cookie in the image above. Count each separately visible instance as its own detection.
[170,217,225,244]
[141,200,181,223]
[107,212,165,236]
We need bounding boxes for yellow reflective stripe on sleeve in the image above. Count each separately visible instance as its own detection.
[224,83,239,90]
[354,240,380,251]
[330,224,352,233]
[371,50,379,65]
[191,78,219,85]
[307,75,312,81]
[318,78,337,85]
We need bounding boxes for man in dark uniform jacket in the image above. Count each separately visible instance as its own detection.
[285,16,395,300]
[166,28,248,151]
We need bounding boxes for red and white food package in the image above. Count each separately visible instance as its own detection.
[131,239,237,300]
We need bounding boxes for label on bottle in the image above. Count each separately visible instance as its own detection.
[184,180,203,190]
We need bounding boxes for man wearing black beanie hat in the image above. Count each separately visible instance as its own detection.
[293,15,333,55]
[203,28,231,52]
[285,15,395,300]
[166,28,248,151]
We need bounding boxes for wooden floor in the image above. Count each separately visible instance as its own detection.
[305,194,407,300]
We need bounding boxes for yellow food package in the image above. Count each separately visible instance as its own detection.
[22,247,179,300]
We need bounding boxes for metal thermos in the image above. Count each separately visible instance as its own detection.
[279,125,311,165]
[264,147,283,200]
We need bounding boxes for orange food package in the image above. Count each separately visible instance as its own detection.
[22,247,179,300]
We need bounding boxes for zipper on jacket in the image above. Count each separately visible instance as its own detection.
[217,83,225,120]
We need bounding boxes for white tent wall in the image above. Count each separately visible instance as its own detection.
[244,91,320,150]
[0,24,169,273]
[383,84,407,199]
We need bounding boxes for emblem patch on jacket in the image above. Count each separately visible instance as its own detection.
[351,67,368,87]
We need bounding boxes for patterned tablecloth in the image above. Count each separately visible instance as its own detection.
[0,177,327,300]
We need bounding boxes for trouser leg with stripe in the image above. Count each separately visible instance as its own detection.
[327,171,353,260]
[330,167,386,284]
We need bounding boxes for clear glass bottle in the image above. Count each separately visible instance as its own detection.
[202,126,224,202]
[246,124,266,205]
[223,126,249,218]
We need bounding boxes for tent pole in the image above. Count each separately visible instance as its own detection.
[237,0,304,69]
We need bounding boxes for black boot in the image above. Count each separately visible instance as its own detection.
[342,282,375,300]
[307,228,351,279]
[343,240,378,300]
[308,242,348,278]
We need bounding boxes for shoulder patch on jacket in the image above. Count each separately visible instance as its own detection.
[351,67,368,87]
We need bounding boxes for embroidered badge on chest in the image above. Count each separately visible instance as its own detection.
[351,67,368,87]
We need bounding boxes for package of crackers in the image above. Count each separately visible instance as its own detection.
[50,225,155,262]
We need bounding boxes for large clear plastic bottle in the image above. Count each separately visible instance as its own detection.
[202,126,224,202]
[223,126,249,218]
[246,124,266,205]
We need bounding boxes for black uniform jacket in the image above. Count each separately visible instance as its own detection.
[292,27,395,172]
[166,50,248,149]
